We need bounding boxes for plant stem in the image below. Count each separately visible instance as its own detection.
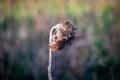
[48,48,52,80]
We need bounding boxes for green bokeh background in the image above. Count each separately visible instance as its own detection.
[0,0,120,80]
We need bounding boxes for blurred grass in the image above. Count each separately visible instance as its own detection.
[0,0,113,20]
[0,0,120,80]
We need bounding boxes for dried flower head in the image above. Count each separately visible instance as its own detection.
[49,20,77,51]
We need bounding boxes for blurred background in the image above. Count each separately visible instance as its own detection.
[0,0,120,80]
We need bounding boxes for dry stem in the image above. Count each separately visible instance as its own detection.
[48,47,53,80]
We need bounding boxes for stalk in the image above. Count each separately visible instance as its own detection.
[48,48,52,80]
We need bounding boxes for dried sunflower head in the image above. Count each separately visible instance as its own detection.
[49,20,77,52]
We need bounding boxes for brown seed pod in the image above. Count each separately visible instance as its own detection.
[49,20,77,52]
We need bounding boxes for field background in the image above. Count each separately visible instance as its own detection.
[0,0,120,80]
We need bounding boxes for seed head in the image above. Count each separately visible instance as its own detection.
[49,20,77,51]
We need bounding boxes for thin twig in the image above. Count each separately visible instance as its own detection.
[48,48,52,80]
[48,25,54,80]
